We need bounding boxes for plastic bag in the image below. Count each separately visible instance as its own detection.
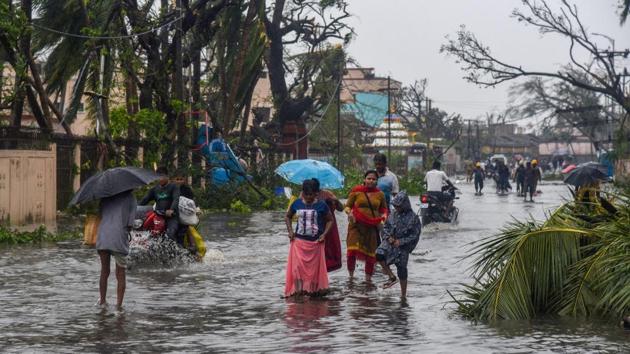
[178,196,199,226]
[184,226,207,259]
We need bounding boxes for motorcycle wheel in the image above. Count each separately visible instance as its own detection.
[451,208,459,223]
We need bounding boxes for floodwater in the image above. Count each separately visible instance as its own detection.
[1,182,628,353]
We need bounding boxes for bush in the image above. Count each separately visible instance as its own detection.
[337,167,426,197]
[193,182,287,212]
[0,225,81,245]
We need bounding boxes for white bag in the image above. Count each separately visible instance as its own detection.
[178,196,199,226]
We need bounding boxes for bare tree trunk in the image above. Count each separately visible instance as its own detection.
[224,0,259,132]
[174,0,187,170]
[125,75,140,163]
[191,53,202,186]
[239,72,259,144]
[10,76,25,128]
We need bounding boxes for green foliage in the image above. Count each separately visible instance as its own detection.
[398,172,426,195]
[451,191,630,321]
[109,108,167,166]
[337,168,365,197]
[336,167,426,197]
[193,183,287,212]
[0,225,81,245]
[229,200,252,213]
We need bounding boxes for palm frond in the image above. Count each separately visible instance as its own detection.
[453,189,630,321]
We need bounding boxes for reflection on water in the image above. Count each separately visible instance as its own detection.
[0,184,629,352]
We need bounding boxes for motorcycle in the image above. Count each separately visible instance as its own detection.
[132,206,206,261]
[419,185,459,225]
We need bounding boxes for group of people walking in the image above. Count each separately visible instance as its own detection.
[284,154,422,300]
[469,159,543,201]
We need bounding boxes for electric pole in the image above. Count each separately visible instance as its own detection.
[475,120,481,160]
[337,55,343,171]
[387,76,391,162]
[467,120,472,160]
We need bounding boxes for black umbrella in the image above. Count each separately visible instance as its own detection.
[69,167,161,206]
[563,163,608,187]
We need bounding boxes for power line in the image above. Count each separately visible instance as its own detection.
[276,78,343,146]
[31,15,185,40]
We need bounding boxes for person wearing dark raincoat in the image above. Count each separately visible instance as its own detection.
[375,192,422,299]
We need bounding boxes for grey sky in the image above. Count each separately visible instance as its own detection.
[346,0,630,122]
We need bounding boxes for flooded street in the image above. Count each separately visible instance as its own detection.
[1,182,628,352]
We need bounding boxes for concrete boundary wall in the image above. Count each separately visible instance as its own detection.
[0,148,56,227]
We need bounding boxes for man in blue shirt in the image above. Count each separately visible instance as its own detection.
[374,153,399,208]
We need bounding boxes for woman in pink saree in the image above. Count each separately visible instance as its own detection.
[284,179,333,297]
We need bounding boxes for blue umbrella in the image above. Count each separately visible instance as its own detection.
[275,159,344,189]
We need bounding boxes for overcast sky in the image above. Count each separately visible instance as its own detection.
[346,0,630,122]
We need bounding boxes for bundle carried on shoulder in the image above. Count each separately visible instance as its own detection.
[178,196,199,226]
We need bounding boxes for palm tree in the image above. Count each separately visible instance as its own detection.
[451,191,630,321]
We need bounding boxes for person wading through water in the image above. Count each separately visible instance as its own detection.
[373,153,399,209]
[375,192,421,300]
[96,190,136,309]
[284,179,333,297]
[472,162,485,195]
[345,170,388,283]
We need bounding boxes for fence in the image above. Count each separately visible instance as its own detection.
[615,159,630,183]
[0,127,143,209]
[0,146,56,227]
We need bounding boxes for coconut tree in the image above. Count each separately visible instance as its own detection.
[451,192,629,321]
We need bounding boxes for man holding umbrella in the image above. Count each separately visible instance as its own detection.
[69,166,161,309]
[96,190,137,309]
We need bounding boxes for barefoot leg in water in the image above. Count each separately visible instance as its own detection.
[115,264,126,308]
[98,250,111,305]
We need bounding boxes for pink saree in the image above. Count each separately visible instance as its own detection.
[284,238,329,297]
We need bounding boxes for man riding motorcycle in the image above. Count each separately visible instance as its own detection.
[424,161,456,218]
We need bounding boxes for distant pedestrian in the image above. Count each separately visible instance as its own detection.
[532,159,543,191]
[472,162,485,195]
[96,190,137,309]
[375,192,421,299]
[514,161,525,196]
[497,161,511,194]
[373,153,399,208]
[345,170,388,283]
[523,161,540,202]
[284,179,333,297]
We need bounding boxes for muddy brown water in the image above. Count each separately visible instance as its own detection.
[1,183,628,352]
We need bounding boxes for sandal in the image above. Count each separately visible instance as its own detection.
[382,276,398,289]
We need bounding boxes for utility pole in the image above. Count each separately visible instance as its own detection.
[475,120,481,160]
[387,76,391,162]
[424,97,432,144]
[467,120,472,160]
[592,32,630,150]
[337,56,343,171]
